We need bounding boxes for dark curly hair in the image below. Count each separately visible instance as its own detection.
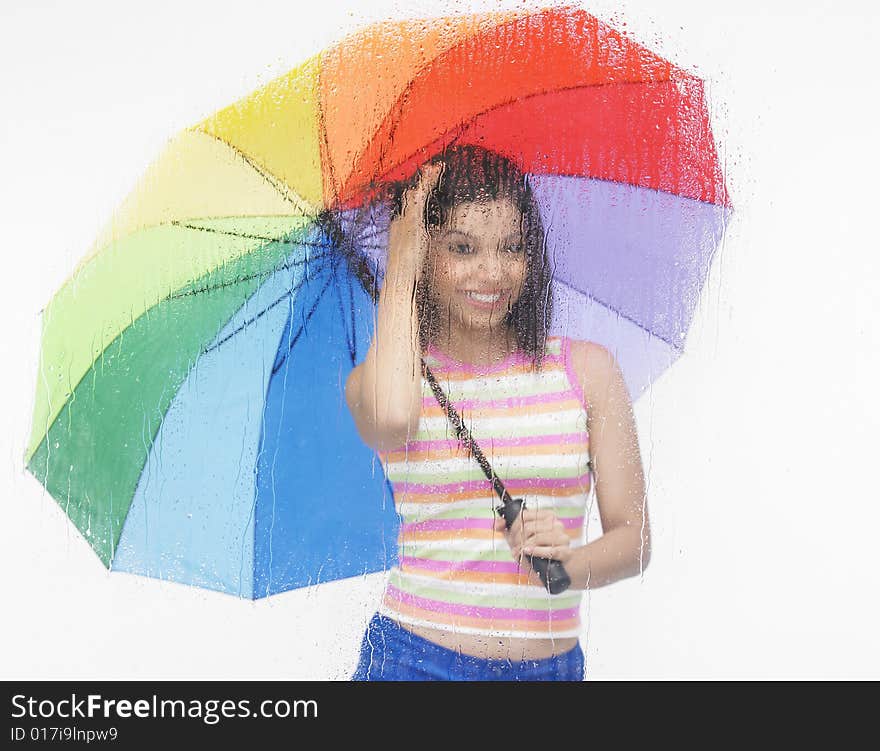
[389,144,553,368]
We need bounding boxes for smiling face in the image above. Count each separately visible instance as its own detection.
[424,197,528,336]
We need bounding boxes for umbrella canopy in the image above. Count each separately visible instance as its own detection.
[25,4,730,599]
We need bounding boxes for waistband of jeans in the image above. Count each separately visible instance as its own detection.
[368,612,582,667]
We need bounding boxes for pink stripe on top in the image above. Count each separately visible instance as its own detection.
[397,432,589,453]
[401,516,585,534]
[384,584,581,622]
[418,382,569,411]
[422,341,529,373]
[394,474,591,496]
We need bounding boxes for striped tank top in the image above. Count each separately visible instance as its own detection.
[376,335,592,639]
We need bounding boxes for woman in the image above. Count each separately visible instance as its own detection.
[345,144,649,680]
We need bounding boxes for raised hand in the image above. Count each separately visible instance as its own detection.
[387,161,445,274]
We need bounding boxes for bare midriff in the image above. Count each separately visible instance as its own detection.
[392,618,580,661]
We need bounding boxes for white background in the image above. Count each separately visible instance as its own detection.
[2,0,878,679]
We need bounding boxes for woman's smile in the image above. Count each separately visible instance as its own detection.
[461,288,511,309]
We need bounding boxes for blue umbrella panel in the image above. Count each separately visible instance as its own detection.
[111,228,399,598]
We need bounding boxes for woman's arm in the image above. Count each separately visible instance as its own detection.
[563,340,651,589]
[345,163,443,452]
[494,340,650,590]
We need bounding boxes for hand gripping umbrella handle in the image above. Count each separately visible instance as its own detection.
[496,497,572,595]
[422,361,572,595]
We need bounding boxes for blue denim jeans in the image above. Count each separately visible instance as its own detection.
[351,612,585,681]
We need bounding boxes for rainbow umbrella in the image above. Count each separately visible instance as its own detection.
[25,5,730,598]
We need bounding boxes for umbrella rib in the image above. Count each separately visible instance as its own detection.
[170,251,333,300]
[554,277,683,353]
[170,219,330,248]
[348,266,357,363]
[191,129,315,216]
[330,261,357,364]
[346,222,386,244]
[316,61,341,208]
[329,225,385,248]
[323,213,387,245]
[271,264,339,376]
[200,256,334,355]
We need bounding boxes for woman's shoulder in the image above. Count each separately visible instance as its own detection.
[553,336,622,407]
[551,335,614,368]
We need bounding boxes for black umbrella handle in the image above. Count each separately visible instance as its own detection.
[496,497,572,595]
